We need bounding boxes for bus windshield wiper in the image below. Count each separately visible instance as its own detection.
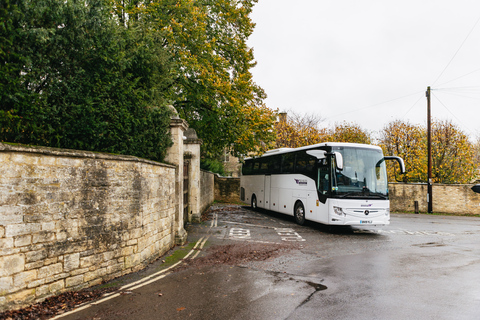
[337,191,387,199]
[337,192,363,198]
[368,192,388,199]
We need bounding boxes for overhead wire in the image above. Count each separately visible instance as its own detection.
[431,14,480,86]
[437,68,480,87]
[400,94,424,119]
[325,90,424,120]
[432,92,475,135]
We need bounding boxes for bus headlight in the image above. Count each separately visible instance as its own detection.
[333,206,345,216]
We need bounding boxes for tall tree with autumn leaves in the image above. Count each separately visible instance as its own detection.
[275,112,371,148]
[379,119,477,183]
[111,0,277,158]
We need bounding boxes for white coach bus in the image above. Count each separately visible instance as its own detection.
[240,142,405,226]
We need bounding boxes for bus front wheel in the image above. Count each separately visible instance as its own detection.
[294,202,305,225]
[251,195,257,210]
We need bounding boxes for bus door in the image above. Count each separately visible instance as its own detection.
[264,175,271,210]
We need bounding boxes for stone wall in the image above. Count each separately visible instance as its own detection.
[0,143,177,312]
[200,170,215,213]
[214,175,240,204]
[389,183,480,215]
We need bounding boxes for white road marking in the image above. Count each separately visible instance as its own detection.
[354,229,455,236]
[52,236,210,319]
[275,228,306,242]
[229,228,251,239]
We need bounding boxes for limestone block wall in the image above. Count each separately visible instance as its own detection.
[214,175,240,204]
[0,143,176,312]
[389,183,480,215]
[200,170,215,213]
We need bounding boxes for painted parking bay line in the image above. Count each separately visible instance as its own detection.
[229,228,251,239]
[275,228,306,242]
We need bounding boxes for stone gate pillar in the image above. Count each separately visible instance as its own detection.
[164,107,188,245]
[184,128,203,223]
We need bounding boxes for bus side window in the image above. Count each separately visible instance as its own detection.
[260,161,269,174]
[242,161,252,175]
[282,154,295,173]
[272,156,281,173]
[253,161,260,173]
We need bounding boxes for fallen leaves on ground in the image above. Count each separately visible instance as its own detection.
[0,287,117,320]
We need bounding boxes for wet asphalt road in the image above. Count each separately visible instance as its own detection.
[58,206,480,320]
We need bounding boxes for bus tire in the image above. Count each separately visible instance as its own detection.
[294,201,305,225]
[251,195,257,210]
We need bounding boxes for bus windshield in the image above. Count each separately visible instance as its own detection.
[332,147,388,199]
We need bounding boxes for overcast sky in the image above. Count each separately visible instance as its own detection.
[247,0,480,140]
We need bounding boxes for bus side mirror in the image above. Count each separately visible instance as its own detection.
[334,152,343,171]
[384,156,406,174]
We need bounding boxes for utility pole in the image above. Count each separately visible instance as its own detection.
[426,86,433,213]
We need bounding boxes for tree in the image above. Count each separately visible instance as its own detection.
[112,0,277,158]
[330,122,372,145]
[379,119,477,183]
[275,111,328,148]
[0,0,173,161]
[431,120,476,184]
[378,120,426,182]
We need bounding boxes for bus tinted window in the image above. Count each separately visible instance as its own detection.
[271,155,281,173]
[282,153,295,173]
[253,161,260,173]
[242,161,253,175]
[295,152,316,173]
[259,161,269,173]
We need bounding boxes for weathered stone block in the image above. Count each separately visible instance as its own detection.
[65,275,84,288]
[27,278,46,289]
[125,253,140,269]
[84,268,106,282]
[0,238,14,249]
[0,276,13,295]
[69,267,89,276]
[45,272,69,284]
[41,221,56,231]
[13,270,37,289]
[80,254,103,268]
[38,263,62,279]
[26,249,47,263]
[14,235,32,247]
[49,280,64,293]
[7,288,35,303]
[44,257,58,266]
[6,224,41,237]
[25,261,44,270]
[0,211,23,224]
[36,284,49,297]
[0,254,25,277]
[64,253,80,272]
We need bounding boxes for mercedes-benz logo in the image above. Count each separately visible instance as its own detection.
[364,210,370,215]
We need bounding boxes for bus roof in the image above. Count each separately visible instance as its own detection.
[246,142,382,159]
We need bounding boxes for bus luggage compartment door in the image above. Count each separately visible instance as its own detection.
[264,175,271,210]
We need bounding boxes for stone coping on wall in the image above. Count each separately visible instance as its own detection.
[0,143,175,169]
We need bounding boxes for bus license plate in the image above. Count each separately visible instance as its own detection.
[360,220,372,224]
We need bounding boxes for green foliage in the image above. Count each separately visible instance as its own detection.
[113,0,276,158]
[0,0,173,161]
[200,158,226,176]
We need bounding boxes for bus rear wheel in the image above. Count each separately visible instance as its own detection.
[251,195,257,210]
[294,202,305,225]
